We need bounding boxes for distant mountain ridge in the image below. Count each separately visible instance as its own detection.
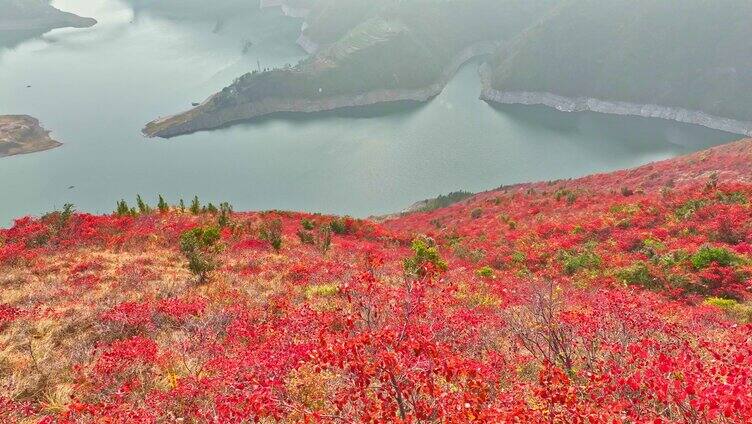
[482,0,752,135]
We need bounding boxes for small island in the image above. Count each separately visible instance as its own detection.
[0,115,62,157]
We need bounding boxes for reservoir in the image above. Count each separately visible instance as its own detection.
[0,0,741,225]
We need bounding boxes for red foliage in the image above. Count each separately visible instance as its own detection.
[1,139,752,421]
[94,336,159,377]
[0,304,19,329]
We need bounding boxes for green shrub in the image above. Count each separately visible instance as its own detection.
[329,218,348,235]
[675,199,707,220]
[115,200,136,217]
[157,195,169,213]
[703,297,752,323]
[499,213,517,229]
[53,203,74,231]
[639,238,666,259]
[476,266,494,278]
[609,203,640,215]
[297,230,315,245]
[180,226,221,251]
[554,188,577,204]
[704,297,738,310]
[561,249,601,275]
[136,195,152,214]
[717,191,748,205]
[304,283,339,299]
[180,226,221,282]
[317,226,332,255]
[301,218,315,230]
[190,196,201,215]
[404,237,447,277]
[511,251,526,264]
[39,204,75,243]
[691,246,741,270]
[615,262,661,290]
[218,202,233,228]
[260,219,283,251]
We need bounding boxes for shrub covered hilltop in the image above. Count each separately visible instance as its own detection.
[3,139,752,422]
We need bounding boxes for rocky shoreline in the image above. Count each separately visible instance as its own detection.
[479,65,752,137]
[143,41,500,138]
[0,115,62,158]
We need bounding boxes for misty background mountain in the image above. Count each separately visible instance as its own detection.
[485,0,752,123]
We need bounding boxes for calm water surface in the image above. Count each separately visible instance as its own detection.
[0,0,741,225]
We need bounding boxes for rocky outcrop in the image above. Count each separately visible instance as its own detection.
[143,41,500,138]
[0,115,62,158]
[479,65,752,137]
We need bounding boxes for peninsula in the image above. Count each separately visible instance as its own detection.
[0,0,96,47]
[0,115,62,157]
[143,0,556,138]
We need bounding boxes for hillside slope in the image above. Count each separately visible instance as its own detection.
[2,140,752,421]
[483,0,752,135]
